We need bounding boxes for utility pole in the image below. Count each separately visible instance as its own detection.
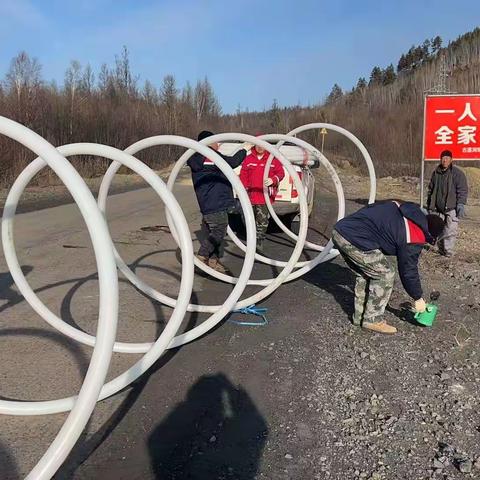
[425,54,451,94]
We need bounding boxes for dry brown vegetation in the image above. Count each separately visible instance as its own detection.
[1,29,480,187]
[223,29,480,177]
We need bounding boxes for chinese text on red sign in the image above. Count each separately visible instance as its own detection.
[424,95,480,161]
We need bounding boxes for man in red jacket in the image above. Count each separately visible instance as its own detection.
[240,143,285,253]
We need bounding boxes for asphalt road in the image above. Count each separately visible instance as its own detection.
[1,172,479,480]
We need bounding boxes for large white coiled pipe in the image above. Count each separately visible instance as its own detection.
[0,117,376,479]
[0,117,119,480]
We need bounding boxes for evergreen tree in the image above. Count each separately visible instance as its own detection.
[326,83,343,104]
[382,64,397,85]
[160,74,178,110]
[397,54,407,72]
[142,80,157,104]
[369,67,383,85]
[181,81,194,108]
[268,98,282,130]
[432,35,442,53]
[356,77,367,90]
[404,46,415,70]
[422,39,431,58]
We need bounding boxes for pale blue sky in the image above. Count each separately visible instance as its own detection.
[0,0,478,112]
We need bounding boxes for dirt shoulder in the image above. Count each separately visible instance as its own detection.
[0,165,173,216]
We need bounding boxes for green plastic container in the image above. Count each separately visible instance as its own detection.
[415,303,438,326]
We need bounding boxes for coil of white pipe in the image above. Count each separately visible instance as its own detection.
[0,117,376,479]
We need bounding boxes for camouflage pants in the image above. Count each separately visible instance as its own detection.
[253,204,270,245]
[332,230,395,325]
[198,210,229,259]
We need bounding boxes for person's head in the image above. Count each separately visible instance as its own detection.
[197,130,219,151]
[440,150,453,170]
[426,214,445,242]
[253,133,265,155]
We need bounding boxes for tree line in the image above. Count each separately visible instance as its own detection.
[1,28,480,186]
[315,28,480,176]
[0,47,223,186]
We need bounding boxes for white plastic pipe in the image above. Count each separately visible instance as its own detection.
[2,143,195,358]
[224,134,345,272]
[0,120,377,480]
[97,134,309,321]
[287,123,376,204]
[0,118,119,480]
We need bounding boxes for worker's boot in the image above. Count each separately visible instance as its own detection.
[208,257,228,274]
[362,320,397,335]
[196,254,209,265]
[256,241,265,255]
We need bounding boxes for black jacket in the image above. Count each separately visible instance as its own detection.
[334,201,433,300]
[187,148,247,215]
[427,164,468,213]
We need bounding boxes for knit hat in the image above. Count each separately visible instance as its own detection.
[197,130,214,141]
[440,150,453,159]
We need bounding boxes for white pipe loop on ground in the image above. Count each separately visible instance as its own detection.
[287,123,376,204]
[166,133,311,285]
[223,134,344,274]
[2,143,196,358]
[98,133,309,307]
[0,119,377,480]
[0,118,120,480]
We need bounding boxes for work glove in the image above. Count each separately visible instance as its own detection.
[264,178,274,187]
[242,142,253,152]
[414,298,426,313]
[456,203,466,218]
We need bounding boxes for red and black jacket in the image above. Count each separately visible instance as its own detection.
[239,148,285,205]
[334,201,434,300]
[187,149,247,215]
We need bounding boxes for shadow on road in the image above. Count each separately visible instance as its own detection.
[0,327,89,402]
[0,266,33,314]
[56,250,202,478]
[303,259,355,320]
[148,373,268,480]
[0,440,18,480]
[0,250,205,477]
[304,259,416,325]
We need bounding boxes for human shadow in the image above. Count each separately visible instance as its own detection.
[56,251,201,478]
[304,259,413,324]
[0,266,33,314]
[148,373,268,480]
[0,441,18,480]
[303,259,356,319]
[386,302,418,325]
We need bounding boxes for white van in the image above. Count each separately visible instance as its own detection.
[218,142,319,227]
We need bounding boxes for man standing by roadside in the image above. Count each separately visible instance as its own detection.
[426,150,468,257]
[188,130,250,273]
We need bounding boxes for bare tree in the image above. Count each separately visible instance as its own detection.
[64,60,82,136]
[5,51,42,102]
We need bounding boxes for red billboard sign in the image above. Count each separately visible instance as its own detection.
[423,94,480,161]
